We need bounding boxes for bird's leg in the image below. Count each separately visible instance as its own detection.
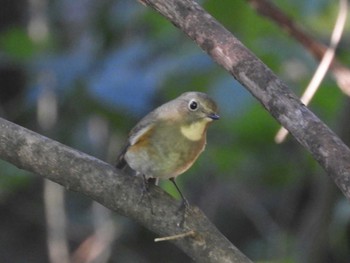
[169,177,189,208]
[147,177,158,186]
[139,174,156,214]
[140,173,148,191]
[169,177,190,227]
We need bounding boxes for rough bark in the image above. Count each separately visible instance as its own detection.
[0,117,251,263]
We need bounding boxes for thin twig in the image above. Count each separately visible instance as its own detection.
[154,230,196,242]
[275,0,348,143]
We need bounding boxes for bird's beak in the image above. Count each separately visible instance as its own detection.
[207,113,220,120]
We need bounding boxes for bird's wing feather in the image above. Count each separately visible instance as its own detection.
[129,122,155,146]
[116,114,156,169]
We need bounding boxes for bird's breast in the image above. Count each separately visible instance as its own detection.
[180,119,211,141]
[125,120,209,179]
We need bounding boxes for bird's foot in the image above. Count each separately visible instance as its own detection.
[138,175,156,214]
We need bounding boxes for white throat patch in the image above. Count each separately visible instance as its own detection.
[180,119,210,141]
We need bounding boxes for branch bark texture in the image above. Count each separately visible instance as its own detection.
[139,0,350,200]
[0,117,251,263]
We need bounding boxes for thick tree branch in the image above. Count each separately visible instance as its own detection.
[139,0,350,199]
[0,117,251,263]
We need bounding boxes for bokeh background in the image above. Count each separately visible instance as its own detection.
[1,0,350,262]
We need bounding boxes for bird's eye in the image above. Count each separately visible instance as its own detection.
[188,99,198,111]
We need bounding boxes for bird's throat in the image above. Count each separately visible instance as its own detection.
[180,119,210,141]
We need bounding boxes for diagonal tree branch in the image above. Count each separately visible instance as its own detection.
[139,0,350,199]
[0,117,252,263]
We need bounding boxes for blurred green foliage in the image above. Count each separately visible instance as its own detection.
[0,28,36,59]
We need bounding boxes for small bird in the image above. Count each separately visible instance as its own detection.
[116,91,219,206]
